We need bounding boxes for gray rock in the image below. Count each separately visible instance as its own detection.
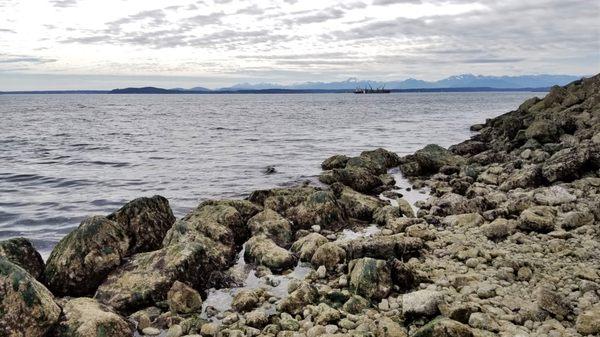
[402,290,443,317]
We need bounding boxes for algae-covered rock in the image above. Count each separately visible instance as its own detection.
[0,237,45,281]
[348,257,392,300]
[290,233,328,262]
[376,316,407,337]
[336,185,385,221]
[52,297,133,337]
[247,209,292,247]
[311,242,346,269]
[45,215,130,296]
[277,282,319,315]
[400,144,466,177]
[518,206,556,233]
[95,238,223,312]
[244,235,297,272]
[343,234,423,260]
[321,154,350,170]
[0,258,61,337]
[249,186,317,214]
[107,195,175,254]
[167,281,203,314]
[320,167,384,194]
[163,202,245,248]
[284,190,348,231]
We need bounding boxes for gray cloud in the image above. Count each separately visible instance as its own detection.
[50,0,77,7]
[373,0,422,5]
[0,54,57,64]
[0,28,15,33]
[285,8,346,25]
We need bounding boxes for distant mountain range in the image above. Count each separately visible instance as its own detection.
[0,74,584,94]
[216,74,581,91]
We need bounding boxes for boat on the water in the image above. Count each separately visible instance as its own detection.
[353,84,390,94]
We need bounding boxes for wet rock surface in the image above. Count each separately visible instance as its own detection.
[0,237,45,281]
[4,74,600,336]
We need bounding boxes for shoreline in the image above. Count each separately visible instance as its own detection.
[1,74,599,337]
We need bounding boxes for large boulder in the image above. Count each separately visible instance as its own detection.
[0,259,61,337]
[51,297,133,337]
[311,242,346,269]
[244,235,297,272]
[400,144,466,176]
[0,238,45,281]
[247,209,292,247]
[320,166,384,194]
[524,119,560,143]
[249,186,316,214]
[95,239,223,312]
[284,190,348,231]
[107,195,175,254]
[290,233,328,262]
[343,234,423,260]
[44,216,130,296]
[348,257,392,300]
[163,201,247,248]
[167,281,203,314]
[541,146,590,182]
[321,154,350,170]
[336,185,385,221]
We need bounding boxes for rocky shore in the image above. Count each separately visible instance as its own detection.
[1,74,599,337]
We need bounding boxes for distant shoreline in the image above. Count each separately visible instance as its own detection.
[0,87,551,95]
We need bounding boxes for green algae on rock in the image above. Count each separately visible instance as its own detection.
[44,215,130,296]
[0,258,61,337]
[0,237,45,281]
[51,297,133,337]
[107,195,176,254]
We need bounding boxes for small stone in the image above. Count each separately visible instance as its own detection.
[476,283,497,299]
[316,265,327,278]
[200,322,219,336]
[167,281,203,314]
[166,324,183,337]
[576,304,600,335]
[311,225,321,232]
[402,290,443,317]
[142,327,161,336]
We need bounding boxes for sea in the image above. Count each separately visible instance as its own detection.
[0,92,537,258]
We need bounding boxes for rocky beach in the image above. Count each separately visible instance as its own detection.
[1,74,599,337]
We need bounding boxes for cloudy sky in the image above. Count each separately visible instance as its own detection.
[0,0,598,90]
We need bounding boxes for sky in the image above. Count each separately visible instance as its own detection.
[0,0,598,90]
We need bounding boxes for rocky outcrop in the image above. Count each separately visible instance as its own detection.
[0,259,61,337]
[44,215,130,296]
[0,237,45,281]
[106,195,175,254]
[400,144,466,177]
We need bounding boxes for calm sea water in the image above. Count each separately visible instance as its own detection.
[0,92,536,257]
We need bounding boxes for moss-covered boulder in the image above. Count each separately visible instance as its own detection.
[51,297,133,337]
[290,233,328,262]
[277,282,319,315]
[163,201,247,249]
[167,281,203,314]
[244,235,297,272]
[336,185,385,221]
[0,238,45,281]
[321,154,350,170]
[284,190,348,231]
[311,242,346,269]
[107,195,175,254]
[348,257,392,300]
[343,234,423,260]
[320,167,384,194]
[400,144,466,177]
[248,209,293,247]
[0,258,61,337]
[44,216,130,296]
[95,239,222,313]
[249,186,317,214]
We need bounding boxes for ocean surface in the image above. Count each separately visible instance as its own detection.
[0,92,536,257]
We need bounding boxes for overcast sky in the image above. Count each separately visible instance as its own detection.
[0,0,598,90]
